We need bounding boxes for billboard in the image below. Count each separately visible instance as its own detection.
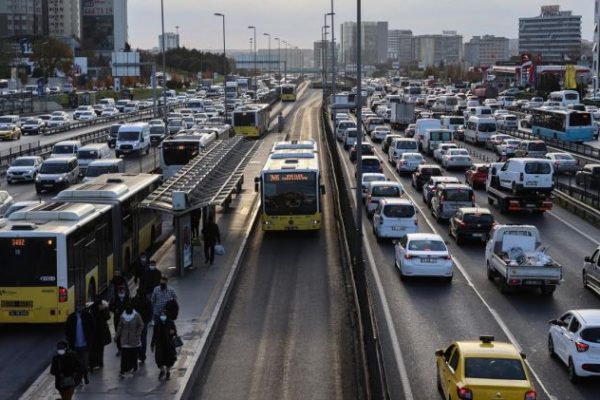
[73,57,88,76]
[111,52,140,77]
[81,0,115,51]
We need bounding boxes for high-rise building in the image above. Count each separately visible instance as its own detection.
[0,0,44,38]
[313,40,335,69]
[388,29,413,64]
[340,21,388,65]
[159,32,179,52]
[594,0,600,87]
[519,5,581,63]
[80,0,128,54]
[45,0,80,44]
[464,35,509,66]
[413,32,463,67]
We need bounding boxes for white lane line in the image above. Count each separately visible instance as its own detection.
[337,138,415,400]
[371,137,556,400]
[547,211,600,245]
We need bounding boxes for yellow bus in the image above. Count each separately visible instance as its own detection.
[255,148,325,231]
[232,104,270,138]
[0,202,115,323]
[280,83,297,101]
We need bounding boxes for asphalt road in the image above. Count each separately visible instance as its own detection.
[334,115,600,399]
[192,90,360,400]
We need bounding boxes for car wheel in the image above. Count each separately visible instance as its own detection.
[548,335,557,359]
[444,274,453,283]
[486,262,496,281]
[583,271,589,289]
[399,264,407,281]
[568,358,580,383]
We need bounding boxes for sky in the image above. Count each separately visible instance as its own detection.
[128,0,594,51]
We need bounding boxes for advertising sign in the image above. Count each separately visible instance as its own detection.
[111,52,140,77]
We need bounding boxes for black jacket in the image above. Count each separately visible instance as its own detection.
[202,221,221,244]
[50,351,82,390]
[140,269,162,296]
[65,311,95,349]
[132,295,153,324]
[151,319,177,367]
[90,302,111,347]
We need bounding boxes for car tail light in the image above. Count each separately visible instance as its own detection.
[444,255,452,260]
[458,221,467,230]
[457,387,473,400]
[58,287,68,303]
[575,341,589,352]
[525,390,537,400]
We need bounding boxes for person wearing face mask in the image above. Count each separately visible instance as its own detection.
[89,296,111,371]
[109,285,130,356]
[150,275,177,322]
[65,305,94,385]
[150,311,177,380]
[114,301,144,378]
[139,259,162,301]
[50,341,82,400]
[134,252,149,285]
[132,291,152,363]
[108,270,129,302]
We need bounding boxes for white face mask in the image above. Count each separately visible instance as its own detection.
[57,349,66,355]
[149,265,156,270]
[160,315,167,322]
[118,293,125,299]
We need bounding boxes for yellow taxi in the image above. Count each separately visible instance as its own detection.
[0,125,21,140]
[435,335,537,400]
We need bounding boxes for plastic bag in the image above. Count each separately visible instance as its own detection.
[214,244,225,256]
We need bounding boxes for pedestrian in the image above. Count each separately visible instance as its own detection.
[109,285,129,356]
[114,301,144,378]
[151,310,178,380]
[65,305,94,385]
[140,259,162,301]
[191,209,201,240]
[134,252,149,285]
[107,270,129,302]
[150,275,177,322]
[89,296,111,371]
[50,341,82,400]
[201,215,221,265]
[132,291,153,363]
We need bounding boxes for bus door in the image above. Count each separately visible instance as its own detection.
[95,223,109,291]
[72,239,88,307]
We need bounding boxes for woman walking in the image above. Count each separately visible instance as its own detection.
[114,302,144,378]
[50,341,82,400]
[151,310,178,380]
[89,296,111,370]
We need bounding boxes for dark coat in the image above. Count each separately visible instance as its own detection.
[151,319,177,367]
[202,221,221,244]
[132,295,153,324]
[109,294,130,320]
[65,311,95,349]
[50,351,82,390]
[140,269,162,296]
[90,301,111,347]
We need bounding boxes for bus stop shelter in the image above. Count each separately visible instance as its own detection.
[141,136,260,276]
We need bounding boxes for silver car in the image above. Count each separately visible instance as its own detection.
[6,156,43,183]
[546,152,579,174]
[396,153,424,175]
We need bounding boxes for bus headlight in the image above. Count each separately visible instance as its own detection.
[312,220,320,225]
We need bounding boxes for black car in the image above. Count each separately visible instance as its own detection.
[411,164,443,191]
[448,207,495,245]
[21,118,45,135]
[575,164,600,188]
[107,123,123,148]
[349,143,375,162]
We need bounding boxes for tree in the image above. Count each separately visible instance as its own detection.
[30,37,73,78]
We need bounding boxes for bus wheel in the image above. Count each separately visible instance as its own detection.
[87,279,96,303]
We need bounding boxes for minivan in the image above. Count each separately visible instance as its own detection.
[35,157,79,193]
[357,156,383,175]
[115,123,151,157]
[372,198,418,240]
[365,181,404,215]
[50,140,82,159]
[83,158,125,182]
[464,116,497,145]
[514,140,548,158]
[388,138,418,165]
[430,183,475,221]
[76,143,112,174]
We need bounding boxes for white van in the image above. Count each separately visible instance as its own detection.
[115,123,151,157]
[414,118,442,145]
[50,140,82,159]
[421,129,453,155]
[372,198,418,240]
[432,96,458,113]
[495,158,554,194]
[474,106,493,116]
[343,128,358,150]
[441,115,465,131]
[83,158,125,182]
[76,143,112,174]
[388,138,418,165]
[464,116,497,145]
[98,98,115,107]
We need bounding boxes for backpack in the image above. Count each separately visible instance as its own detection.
[165,298,179,321]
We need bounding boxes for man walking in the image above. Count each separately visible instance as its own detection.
[65,305,94,385]
[150,275,177,322]
[140,259,162,301]
[202,215,221,265]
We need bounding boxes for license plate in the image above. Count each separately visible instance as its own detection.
[421,257,436,263]
[43,184,53,187]
[392,226,405,231]
[9,310,29,316]
[472,233,483,237]
[525,203,536,208]
[525,181,537,186]
[285,226,298,231]
[524,280,542,285]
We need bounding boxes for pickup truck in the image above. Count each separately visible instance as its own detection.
[485,224,562,295]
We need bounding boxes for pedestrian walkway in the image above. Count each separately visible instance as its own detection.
[20,128,286,400]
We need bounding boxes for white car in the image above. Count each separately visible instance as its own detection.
[47,115,70,128]
[495,158,554,194]
[371,126,390,143]
[365,181,404,215]
[73,105,94,119]
[394,233,453,282]
[360,173,387,200]
[78,111,97,121]
[433,143,458,162]
[396,152,424,175]
[548,309,600,382]
[101,107,120,116]
[372,198,418,240]
[6,156,43,183]
[496,139,521,156]
[0,190,14,217]
[441,148,472,170]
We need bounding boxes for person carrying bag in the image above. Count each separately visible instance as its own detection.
[50,341,82,400]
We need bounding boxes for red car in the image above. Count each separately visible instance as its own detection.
[349,143,375,162]
[465,163,489,188]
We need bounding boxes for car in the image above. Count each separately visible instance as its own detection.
[167,119,184,135]
[365,181,404,215]
[448,207,495,244]
[583,245,600,295]
[0,124,22,140]
[78,111,97,121]
[496,114,519,130]
[372,198,418,241]
[0,190,14,217]
[464,163,489,188]
[360,173,387,200]
[396,152,424,175]
[404,124,416,138]
[422,176,461,206]
[382,134,403,153]
[412,164,443,191]
[343,128,358,150]
[436,335,536,400]
[73,105,95,120]
[101,106,120,117]
[93,104,106,115]
[371,126,390,143]
[575,164,600,188]
[433,143,458,163]
[496,139,522,156]
[545,152,579,175]
[485,134,512,151]
[394,233,453,281]
[441,148,472,170]
[388,138,419,165]
[520,114,533,128]
[357,155,383,175]
[6,156,43,183]
[47,115,70,129]
[430,183,475,222]
[514,140,548,158]
[548,309,600,382]
[21,118,46,135]
[35,157,80,193]
[349,143,374,162]
[3,200,40,218]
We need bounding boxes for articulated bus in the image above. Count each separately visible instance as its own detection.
[232,104,270,138]
[0,202,115,323]
[255,148,325,231]
[280,83,297,101]
[531,109,594,143]
[159,129,220,179]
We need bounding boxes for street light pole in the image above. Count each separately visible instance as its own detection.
[248,26,257,79]
[214,13,227,122]
[283,40,289,80]
[329,4,336,98]
[274,37,281,79]
[160,0,167,123]
[264,33,271,75]
[355,0,363,257]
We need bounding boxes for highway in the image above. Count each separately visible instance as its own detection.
[192,90,360,400]
[331,113,600,399]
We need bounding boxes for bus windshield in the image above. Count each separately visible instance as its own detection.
[234,112,256,126]
[282,86,295,94]
[263,172,317,215]
[162,142,200,166]
[569,113,592,127]
[0,237,57,286]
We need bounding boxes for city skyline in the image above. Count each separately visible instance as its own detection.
[128,0,593,51]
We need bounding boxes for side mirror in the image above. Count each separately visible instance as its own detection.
[520,352,527,360]
[584,256,591,262]
[435,349,444,358]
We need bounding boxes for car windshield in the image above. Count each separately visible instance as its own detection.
[407,239,446,251]
[443,188,472,201]
[449,150,469,156]
[581,327,600,343]
[553,154,574,160]
[362,159,380,167]
[420,168,442,176]
[465,358,527,380]
[476,166,489,173]
[77,150,98,159]
[403,154,422,161]
[524,162,551,174]
[40,162,70,174]
[0,117,14,123]
[529,142,547,151]
[463,213,494,223]
[12,158,35,166]
[118,131,140,141]
[383,204,415,218]
[505,140,520,146]
[371,185,400,197]
[478,123,496,132]
[363,175,385,184]
[449,118,464,124]
[346,130,357,138]
[23,119,37,124]
[396,141,417,149]
[53,145,74,154]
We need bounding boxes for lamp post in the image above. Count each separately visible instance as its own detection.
[160,0,167,123]
[328,7,336,98]
[248,25,257,78]
[264,33,271,75]
[355,0,363,265]
[325,12,333,95]
[322,25,329,95]
[283,40,289,80]
[274,37,281,79]
[214,13,227,122]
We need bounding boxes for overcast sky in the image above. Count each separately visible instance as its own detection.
[128,0,594,50]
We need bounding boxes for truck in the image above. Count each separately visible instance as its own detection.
[225,81,239,99]
[388,95,415,130]
[486,162,553,214]
[414,118,442,151]
[485,224,562,295]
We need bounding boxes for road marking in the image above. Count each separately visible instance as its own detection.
[547,211,600,245]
